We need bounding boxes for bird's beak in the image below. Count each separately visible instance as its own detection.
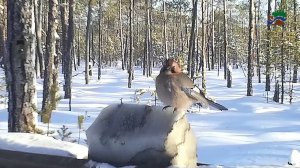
[162,66,170,71]
[161,66,173,73]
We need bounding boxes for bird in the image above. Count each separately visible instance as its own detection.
[155,58,228,112]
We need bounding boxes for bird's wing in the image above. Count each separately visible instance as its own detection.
[174,73,210,108]
[193,85,228,111]
[181,87,210,108]
[176,74,228,111]
[175,73,194,88]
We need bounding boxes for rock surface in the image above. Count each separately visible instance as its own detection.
[86,104,197,167]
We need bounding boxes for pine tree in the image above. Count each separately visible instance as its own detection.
[6,0,37,132]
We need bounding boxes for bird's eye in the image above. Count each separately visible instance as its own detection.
[171,66,176,73]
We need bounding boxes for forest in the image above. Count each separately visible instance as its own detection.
[0,0,299,137]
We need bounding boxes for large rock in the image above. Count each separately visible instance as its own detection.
[86,104,197,168]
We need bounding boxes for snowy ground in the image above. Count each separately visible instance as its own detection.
[0,133,88,159]
[0,64,300,167]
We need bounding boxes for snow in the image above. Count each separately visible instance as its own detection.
[289,149,300,166]
[0,133,88,159]
[0,65,300,167]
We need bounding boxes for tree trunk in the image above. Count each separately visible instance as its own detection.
[42,0,58,123]
[277,1,288,104]
[180,9,184,54]
[206,1,210,71]
[60,0,68,75]
[0,0,6,67]
[85,0,93,84]
[6,0,37,132]
[247,0,255,96]
[128,0,134,88]
[143,0,149,76]
[98,0,102,80]
[172,17,175,55]
[217,8,221,77]
[201,0,206,93]
[292,0,298,83]
[273,80,280,102]
[43,1,48,44]
[77,18,81,67]
[185,21,189,53]
[54,39,60,111]
[175,8,180,57]
[34,0,44,79]
[265,0,271,91]
[73,28,77,71]
[119,0,124,71]
[280,27,285,104]
[91,27,95,66]
[34,2,40,79]
[163,0,168,59]
[144,0,152,77]
[211,0,215,70]
[188,0,198,78]
[135,3,140,65]
[89,27,94,75]
[227,66,232,88]
[223,0,227,80]
[124,35,128,70]
[255,1,261,83]
[148,0,153,76]
[143,37,148,76]
[64,0,74,99]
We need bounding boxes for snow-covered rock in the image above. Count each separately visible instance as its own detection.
[86,104,197,168]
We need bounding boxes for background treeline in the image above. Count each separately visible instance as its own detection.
[1,0,299,132]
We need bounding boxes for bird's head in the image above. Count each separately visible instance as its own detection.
[160,58,181,74]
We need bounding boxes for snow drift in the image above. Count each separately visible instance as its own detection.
[0,133,88,159]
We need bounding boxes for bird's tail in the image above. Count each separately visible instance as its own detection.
[206,99,228,111]
[195,95,228,111]
[197,99,228,111]
[183,86,228,111]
